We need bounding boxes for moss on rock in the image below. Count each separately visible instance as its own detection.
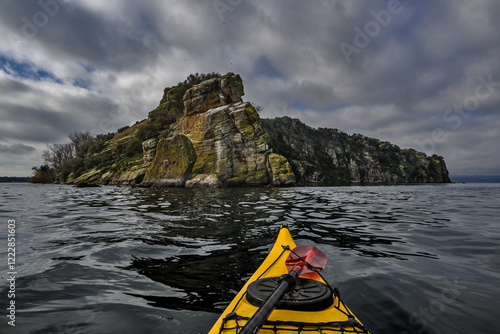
[267,153,296,186]
[142,134,197,186]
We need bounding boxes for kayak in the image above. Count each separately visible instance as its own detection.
[208,226,370,333]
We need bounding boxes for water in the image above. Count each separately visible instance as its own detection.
[1,183,499,333]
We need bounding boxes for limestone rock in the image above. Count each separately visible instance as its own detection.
[65,72,450,187]
[221,74,244,103]
[67,73,295,188]
[266,153,296,186]
[142,138,158,162]
[142,135,197,186]
[183,73,244,116]
[185,174,221,188]
[179,100,293,187]
[112,164,149,185]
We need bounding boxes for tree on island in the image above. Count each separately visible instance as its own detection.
[30,164,56,183]
[31,131,95,183]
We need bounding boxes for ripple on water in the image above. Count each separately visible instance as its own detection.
[1,183,500,334]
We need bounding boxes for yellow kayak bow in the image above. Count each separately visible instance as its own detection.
[208,226,369,333]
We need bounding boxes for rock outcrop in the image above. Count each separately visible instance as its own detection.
[183,75,244,115]
[70,73,295,187]
[262,117,451,185]
[141,135,197,186]
[67,72,450,187]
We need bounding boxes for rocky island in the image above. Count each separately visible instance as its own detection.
[40,72,450,187]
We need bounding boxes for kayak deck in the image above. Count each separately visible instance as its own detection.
[208,227,369,333]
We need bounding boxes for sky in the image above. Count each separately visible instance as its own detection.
[1,0,499,177]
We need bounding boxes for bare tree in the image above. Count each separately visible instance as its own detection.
[68,131,92,152]
[42,143,75,171]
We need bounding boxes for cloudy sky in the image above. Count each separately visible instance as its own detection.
[1,0,499,177]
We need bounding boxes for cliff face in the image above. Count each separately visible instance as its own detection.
[262,117,451,185]
[68,73,450,187]
[69,73,295,187]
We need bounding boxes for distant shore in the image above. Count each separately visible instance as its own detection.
[450,175,500,183]
[0,177,30,183]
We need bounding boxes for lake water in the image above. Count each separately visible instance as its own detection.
[1,183,499,333]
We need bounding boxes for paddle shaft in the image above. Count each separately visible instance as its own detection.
[240,269,299,334]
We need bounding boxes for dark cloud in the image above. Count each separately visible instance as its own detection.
[290,81,337,111]
[0,0,163,71]
[0,0,499,176]
[0,71,119,143]
[0,143,36,154]
[0,102,105,143]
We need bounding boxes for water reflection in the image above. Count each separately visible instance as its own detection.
[2,183,499,334]
[117,185,445,315]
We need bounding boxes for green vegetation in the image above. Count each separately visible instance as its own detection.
[160,72,221,105]
[29,165,56,183]
[138,72,221,141]
[31,131,108,183]
[34,73,223,184]
[31,129,145,183]
[261,116,451,185]
[137,107,179,141]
